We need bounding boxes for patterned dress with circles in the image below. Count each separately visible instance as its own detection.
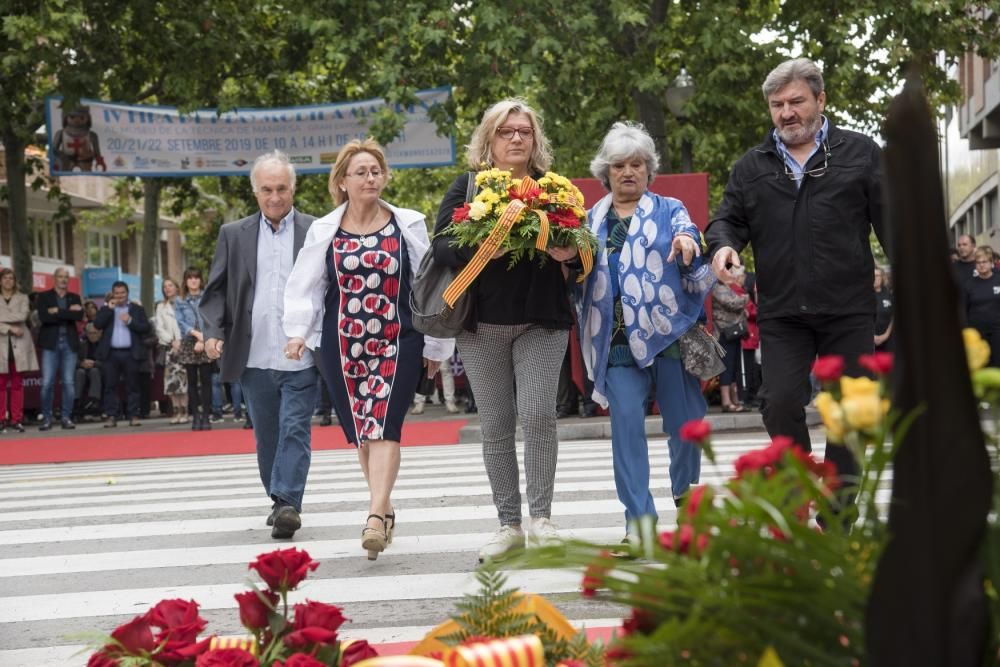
[320,216,424,446]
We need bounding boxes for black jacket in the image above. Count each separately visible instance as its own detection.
[36,289,84,351]
[93,301,151,362]
[706,123,885,321]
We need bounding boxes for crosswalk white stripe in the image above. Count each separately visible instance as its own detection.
[0,568,584,624]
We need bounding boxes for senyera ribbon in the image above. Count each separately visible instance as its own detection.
[441,176,593,308]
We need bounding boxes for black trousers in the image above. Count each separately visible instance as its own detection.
[185,363,214,417]
[102,349,140,419]
[758,313,874,483]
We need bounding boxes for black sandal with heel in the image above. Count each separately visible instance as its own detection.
[361,514,387,560]
[385,510,396,545]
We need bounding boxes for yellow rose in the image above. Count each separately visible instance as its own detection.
[839,376,880,400]
[841,393,882,431]
[963,328,991,372]
[814,392,846,442]
[468,201,488,221]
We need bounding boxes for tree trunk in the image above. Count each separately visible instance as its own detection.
[140,179,161,309]
[2,130,34,292]
[632,89,672,174]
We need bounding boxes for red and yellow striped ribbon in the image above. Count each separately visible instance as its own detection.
[444,635,544,667]
[208,636,257,655]
[442,197,525,308]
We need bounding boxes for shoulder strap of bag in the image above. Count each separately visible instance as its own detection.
[464,171,477,203]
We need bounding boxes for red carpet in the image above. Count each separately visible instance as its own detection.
[0,420,468,466]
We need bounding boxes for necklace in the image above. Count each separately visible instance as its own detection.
[347,207,382,241]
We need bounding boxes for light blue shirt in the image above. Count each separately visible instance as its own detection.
[110,304,132,349]
[246,208,314,371]
[774,115,829,189]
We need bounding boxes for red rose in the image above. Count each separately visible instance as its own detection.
[679,419,712,444]
[685,485,712,517]
[87,650,120,667]
[734,436,797,477]
[508,184,541,203]
[812,355,845,383]
[110,615,157,654]
[274,655,326,667]
[659,524,707,555]
[283,626,338,650]
[452,202,471,223]
[235,590,279,630]
[340,638,379,666]
[195,648,260,667]
[858,351,893,376]
[248,548,318,592]
[580,550,611,598]
[292,600,347,634]
[146,598,207,643]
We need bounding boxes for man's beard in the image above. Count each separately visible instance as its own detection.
[777,113,823,146]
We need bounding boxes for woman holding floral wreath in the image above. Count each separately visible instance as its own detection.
[432,98,579,562]
[283,139,453,561]
[576,122,716,539]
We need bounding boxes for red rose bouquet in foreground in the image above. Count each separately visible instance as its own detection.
[87,547,377,667]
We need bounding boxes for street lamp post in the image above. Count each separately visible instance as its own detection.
[665,67,696,173]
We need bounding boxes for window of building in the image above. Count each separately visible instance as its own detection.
[30,218,65,261]
[85,230,121,268]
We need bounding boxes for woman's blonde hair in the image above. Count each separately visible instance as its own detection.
[328,138,391,207]
[465,98,552,173]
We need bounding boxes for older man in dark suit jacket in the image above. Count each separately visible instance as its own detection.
[93,280,151,427]
[36,267,84,430]
[201,150,317,540]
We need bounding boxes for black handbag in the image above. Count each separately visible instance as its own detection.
[678,324,726,380]
[718,320,748,342]
[409,173,477,338]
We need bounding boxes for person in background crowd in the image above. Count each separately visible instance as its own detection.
[202,150,317,541]
[36,267,83,430]
[954,233,978,288]
[0,269,38,433]
[74,323,103,420]
[874,267,894,351]
[739,272,762,408]
[176,267,216,431]
[82,300,98,325]
[711,266,750,413]
[137,324,157,419]
[412,358,459,415]
[94,281,150,428]
[964,246,1000,367]
[576,121,714,538]
[432,99,575,562]
[707,58,884,495]
[284,138,453,560]
[154,277,189,424]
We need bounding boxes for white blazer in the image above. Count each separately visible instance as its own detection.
[283,199,455,362]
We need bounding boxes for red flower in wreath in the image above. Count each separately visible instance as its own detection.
[452,202,471,223]
[547,208,581,229]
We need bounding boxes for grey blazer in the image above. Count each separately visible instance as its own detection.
[199,210,315,383]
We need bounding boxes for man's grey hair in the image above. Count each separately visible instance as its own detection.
[762,58,825,100]
[249,150,296,192]
[589,121,659,191]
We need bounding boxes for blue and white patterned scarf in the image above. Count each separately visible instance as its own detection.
[575,192,715,408]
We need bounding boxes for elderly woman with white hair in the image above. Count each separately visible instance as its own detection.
[432,98,577,562]
[576,121,715,538]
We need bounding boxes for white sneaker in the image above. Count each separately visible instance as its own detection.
[528,517,560,548]
[445,400,459,414]
[410,402,425,415]
[478,525,525,562]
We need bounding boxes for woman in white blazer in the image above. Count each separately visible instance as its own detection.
[284,139,453,561]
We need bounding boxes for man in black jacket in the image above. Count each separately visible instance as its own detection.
[706,58,886,481]
[36,267,84,430]
[93,281,150,427]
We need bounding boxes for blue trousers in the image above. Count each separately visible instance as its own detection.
[241,366,317,512]
[604,355,706,527]
[40,338,77,421]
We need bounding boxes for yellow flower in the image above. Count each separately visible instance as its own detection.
[963,328,991,372]
[814,392,846,442]
[841,393,882,431]
[468,201,488,221]
[840,376,880,400]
